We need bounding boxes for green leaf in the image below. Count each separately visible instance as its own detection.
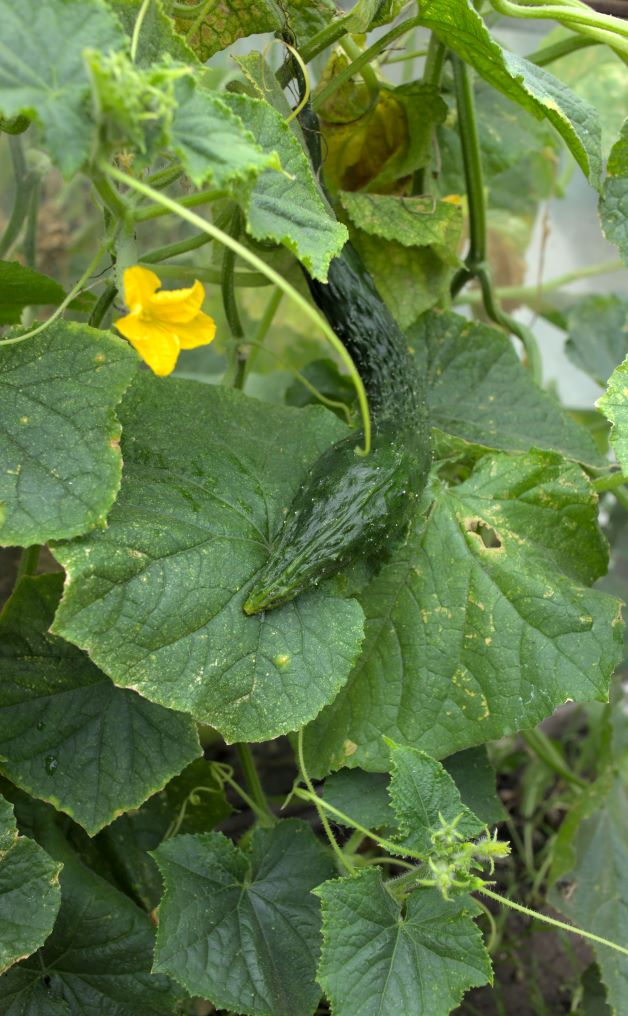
[387,742,485,855]
[171,80,280,190]
[340,192,463,265]
[351,232,453,330]
[304,451,622,773]
[367,83,449,189]
[109,0,196,65]
[0,323,138,547]
[323,768,395,831]
[0,852,180,1014]
[565,294,628,386]
[0,573,201,836]
[174,0,284,61]
[549,777,628,1015]
[419,0,602,187]
[0,262,66,326]
[443,747,504,826]
[597,355,628,472]
[0,0,125,175]
[52,375,364,742]
[412,310,604,466]
[153,819,334,1016]
[600,119,628,264]
[315,869,491,1016]
[0,795,61,975]
[223,92,348,280]
[344,0,406,31]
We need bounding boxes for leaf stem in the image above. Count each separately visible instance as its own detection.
[134,187,225,222]
[221,209,247,388]
[457,259,625,307]
[16,545,41,581]
[0,243,109,346]
[234,744,275,827]
[101,163,372,453]
[296,733,355,875]
[412,33,446,193]
[593,471,628,493]
[245,339,354,425]
[141,232,213,265]
[480,887,628,958]
[149,262,270,287]
[525,33,599,66]
[0,137,37,260]
[521,729,588,789]
[130,0,152,62]
[488,0,628,55]
[244,286,283,378]
[88,283,118,328]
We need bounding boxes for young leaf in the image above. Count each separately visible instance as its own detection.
[153,819,334,1016]
[0,851,180,1014]
[171,80,280,190]
[0,795,61,976]
[0,0,125,175]
[315,868,491,1015]
[599,119,628,264]
[0,574,201,836]
[109,0,196,65]
[0,262,66,326]
[52,375,364,743]
[549,777,628,1014]
[0,323,138,547]
[565,294,628,386]
[223,93,348,280]
[412,310,604,466]
[304,451,623,773]
[340,192,463,265]
[387,741,485,855]
[597,355,628,472]
[174,0,284,61]
[419,0,602,188]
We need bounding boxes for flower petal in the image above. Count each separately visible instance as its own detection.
[115,313,180,377]
[174,310,217,350]
[148,279,206,324]
[123,266,161,312]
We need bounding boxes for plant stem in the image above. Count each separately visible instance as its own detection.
[102,163,372,453]
[244,287,283,378]
[88,283,117,328]
[412,33,446,193]
[458,259,624,307]
[481,887,628,958]
[92,172,130,220]
[594,471,628,493]
[340,36,380,99]
[130,0,152,62]
[150,263,270,287]
[526,33,599,66]
[296,733,355,875]
[0,137,37,259]
[489,0,628,55]
[521,729,588,789]
[276,14,356,88]
[312,16,421,112]
[24,176,40,269]
[134,187,225,222]
[234,744,275,827]
[16,545,41,581]
[245,339,353,425]
[141,232,213,265]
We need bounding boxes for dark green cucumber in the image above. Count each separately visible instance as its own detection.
[243,115,430,615]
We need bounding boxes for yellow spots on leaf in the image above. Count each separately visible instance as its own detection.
[343,739,357,757]
[18,416,29,425]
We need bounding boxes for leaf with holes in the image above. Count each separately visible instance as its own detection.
[315,868,491,1016]
[303,450,622,773]
[153,819,334,1016]
[0,795,61,976]
[51,375,364,743]
[0,323,138,547]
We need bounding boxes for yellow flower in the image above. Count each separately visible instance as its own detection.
[115,266,216,377]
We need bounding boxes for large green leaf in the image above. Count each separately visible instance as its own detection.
[174,0,283,61]
[0,848,180,1014]
[340,192,463,264]
[0,795,61,976]
[549,777,628,1015]
[0,323,138,547]
[387,742,485,855]
[443,747,504,826]
[419,0,602,187]
[315,869,491,1016]
[412,310,604,465]
[153,820,334,1016]
[599,119,628,264]
[52,375,364,742]
[0,0,125,175]
[0,574,201,836]
[304,451,622,773]
[0,262,65,326]
[597,355,628,472]
[223,93,348,280]
[171,80,280,189]
[323,768,395,831]
[565,295,628,386]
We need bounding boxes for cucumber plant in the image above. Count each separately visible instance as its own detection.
[1,0,628,1013]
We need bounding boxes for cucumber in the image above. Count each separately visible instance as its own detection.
[242,116,431,616]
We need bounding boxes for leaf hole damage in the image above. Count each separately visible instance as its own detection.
[464,518,502,550]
